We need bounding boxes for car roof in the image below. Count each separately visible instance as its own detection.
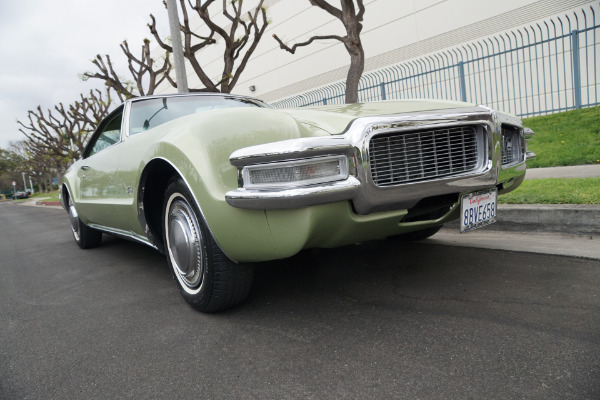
[127,92,266,105]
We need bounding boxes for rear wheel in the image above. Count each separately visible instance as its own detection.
[389,225,443,241]
[68,196,102,249]
[163,178,253,312]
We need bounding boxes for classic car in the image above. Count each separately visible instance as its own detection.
[60,93,534,312]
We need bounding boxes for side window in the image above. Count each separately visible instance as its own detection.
[87,111,123,157]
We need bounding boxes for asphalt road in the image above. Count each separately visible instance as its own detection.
[1,202,599,400]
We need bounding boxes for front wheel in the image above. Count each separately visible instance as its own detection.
[163,178,254,312]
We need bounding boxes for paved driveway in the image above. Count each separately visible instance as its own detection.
[1,203,599,399]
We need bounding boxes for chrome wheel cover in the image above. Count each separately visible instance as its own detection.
[68,197,81,242]
[165,194,203,293]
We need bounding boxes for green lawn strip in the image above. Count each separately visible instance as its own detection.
[30,190,59,199]
[8,190,60,202]
[523,105,600,168]
[499,178,600,204]
[33,190,60,203]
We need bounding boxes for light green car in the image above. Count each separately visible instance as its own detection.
[60,93,534,312]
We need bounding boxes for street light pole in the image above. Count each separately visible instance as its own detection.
[166,0,189,93]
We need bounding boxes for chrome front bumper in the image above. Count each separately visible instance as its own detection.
[226,106,528,215]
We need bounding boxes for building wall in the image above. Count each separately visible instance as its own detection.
[158,0,594,104]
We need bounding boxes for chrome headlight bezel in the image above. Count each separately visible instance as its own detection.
[241,155,349,190]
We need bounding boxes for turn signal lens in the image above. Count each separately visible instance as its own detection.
[242,156,348,189]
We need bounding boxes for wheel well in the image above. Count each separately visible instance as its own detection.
[61,184,71,211]
[138,159,179,253]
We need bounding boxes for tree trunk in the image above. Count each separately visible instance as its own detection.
[345,44,364,103]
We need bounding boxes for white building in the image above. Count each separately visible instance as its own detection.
[159,0,598,114]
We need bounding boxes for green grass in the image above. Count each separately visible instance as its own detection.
[499,178,600,204]
[33,190,60,203]
[29,190,56,198]
[7,190,61,202]
[523,105,600,168]
[42,196,60,203]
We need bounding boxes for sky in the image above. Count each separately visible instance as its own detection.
[0,0,171,148]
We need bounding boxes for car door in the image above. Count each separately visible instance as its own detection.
[76,106,125,229]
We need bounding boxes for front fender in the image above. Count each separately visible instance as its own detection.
[144,107,332,262]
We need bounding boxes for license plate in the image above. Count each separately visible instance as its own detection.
[460,188,497,233]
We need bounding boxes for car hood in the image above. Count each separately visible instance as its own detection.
[279,99,477,135]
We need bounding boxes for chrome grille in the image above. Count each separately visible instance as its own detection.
[369,126,479,186]
[501,125,522,165]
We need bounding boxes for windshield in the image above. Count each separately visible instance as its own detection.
[129,96,267,135]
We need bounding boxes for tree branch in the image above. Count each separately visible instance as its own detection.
[272,33,344,54]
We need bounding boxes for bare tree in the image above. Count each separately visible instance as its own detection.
[18,105,75,170]
[83,38,174,98]
[12,140,61,193]
[17,88,116,168]
[68,88,120,151]
[0,147,25,192]
[273,0,365,104]
[148,0,269,93]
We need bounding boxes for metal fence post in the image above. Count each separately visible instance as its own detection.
[380,82,387,100]
[571,29,582,109]
[458,61,467,102]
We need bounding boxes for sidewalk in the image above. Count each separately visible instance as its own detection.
[525,164,600,179]
[13,196,61,208]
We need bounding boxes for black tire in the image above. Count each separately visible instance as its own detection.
[389,225,443,241]
[163,177,254,312]
[68,196,102,249]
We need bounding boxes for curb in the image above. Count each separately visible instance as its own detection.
[19,197,599,235]
[447,204,600,235]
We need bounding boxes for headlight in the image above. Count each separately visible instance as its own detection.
[241,155,349,190]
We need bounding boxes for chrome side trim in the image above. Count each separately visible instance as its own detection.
[87,223,158,250]
[227,106,502,214]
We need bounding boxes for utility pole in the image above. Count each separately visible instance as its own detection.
[22,172,27,192]
[166,0,189,93]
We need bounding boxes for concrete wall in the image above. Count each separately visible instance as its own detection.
[157,0,595,104]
